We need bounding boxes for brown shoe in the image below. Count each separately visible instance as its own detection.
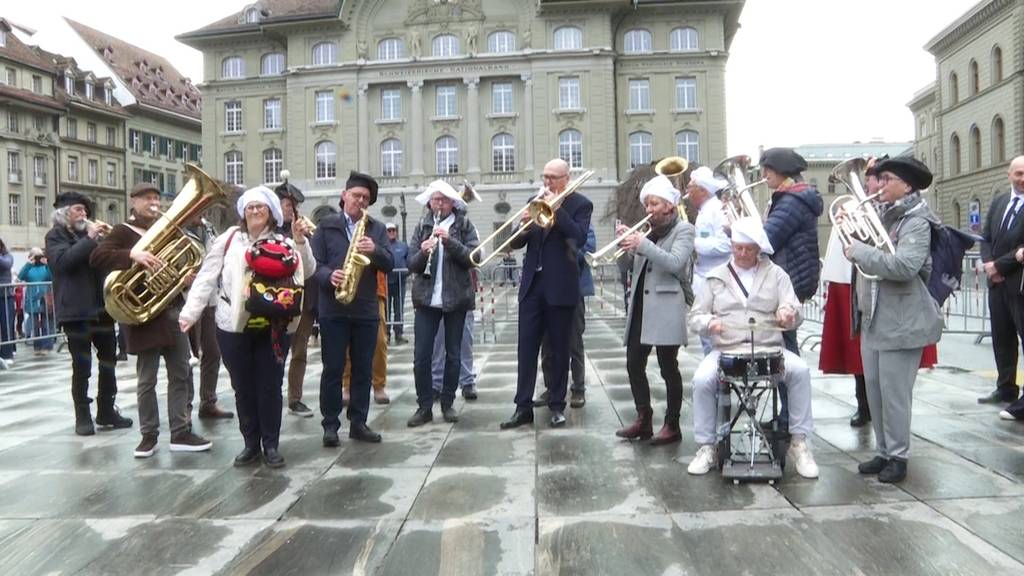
[649,420,682,446]
[198,405,234,419]
[374,389,391,405]
[615,407,654,440]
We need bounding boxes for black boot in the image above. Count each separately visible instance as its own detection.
[850,375,871,427]
[96,399,133,429]
[75,402,95,436]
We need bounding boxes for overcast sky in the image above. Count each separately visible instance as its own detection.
[5,0,984,158]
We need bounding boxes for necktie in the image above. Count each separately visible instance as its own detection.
[1001,197,1020,232]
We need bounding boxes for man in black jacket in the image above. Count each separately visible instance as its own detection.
[44,191,132,436]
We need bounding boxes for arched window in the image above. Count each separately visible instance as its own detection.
[992,45,1004,83]
[675,130,699,163]
[558,129,583,169]
[969,125,982,170]
[553,26,583,50]
[670,27,699,51]
[952,200,962,229]
[919,118,928,138]
[221,56,243,79]
[950,133,962,175]
[312,42,337,66]
[487,31,516,54]
[436,136,459,174]
[969,60,980,95]
[378,38,404,61]
[381,138,403,177]
[623,29,652,54]
[992,116,1006,164]
[315,141,336,180]
[492,133,515,173]
[106,202,119,225]
[244,7,261,24]
[949,72,959,105]
[628,131,652,168]
[263,148,282,184]
[260,53,285,76]
[432,34,459,57]
[225,151,243,185]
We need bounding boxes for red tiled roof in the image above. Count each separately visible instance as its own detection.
[0,82,65,111]
[179,0,339,38]
[30,46,127,116]
[0,19,56,72]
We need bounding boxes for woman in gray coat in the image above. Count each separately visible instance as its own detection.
[844,156,943,484]
[615,175,695,445]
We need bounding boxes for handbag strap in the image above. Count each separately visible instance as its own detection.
[727,263,749,298]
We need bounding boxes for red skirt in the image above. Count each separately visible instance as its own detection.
[818,282,938,373]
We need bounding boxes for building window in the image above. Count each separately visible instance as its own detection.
[129,129,140,154]
[381,88,401,120]
[64,74,74,95]
[245,7,261,23]
[225,101,243,132]
[378,38,404,60]
[436,85,457,117]
[9,194,21,226]
[628,79,651,111]
[492,133,515,173]
[150,135,158,157]
[558,129,583,169]
[629,131,653,168]
[315,141,337,180]
[949,72,959,105]
[106,126,116,146]
[33,114,46,132]
[32,75,42,94]
[432,34,459,57]
[670,27,699,51]
[676,77,697,109]
[33,156,46,185]
[993,116,1006,164]
[558,77,580,110]
[623,29,652,54]
[222,56,244,79]
[492,82,513,114]
[106,162,117,187]
[106,202,119,224]
[7,111,17,133]
[312,42,338,66]
[263,148,283,184]
[264,98,281,129]
[554,26,582,50]
[315,90,334,123]
[435,136,459,174]
[969,125,982,170]
[68,157,79,182]
[261,53,285,76]
[87,159,98,184]
[85,82,94,100]
[0,30,5,48]
[7,152,20,183]
[5,67,15,87]
[381,138,403,177]
[969,60,980,96]
[225,151,244,185]
[950,133,961,174]
[104,87,112,106]
[992,45,1004,83]
[34,196,45,225]
[67,119,78,139]
[87,122,97,143]
[676,130,700,163]
[487,31,515,53]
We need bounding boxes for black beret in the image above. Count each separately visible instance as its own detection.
[345,170,379,205]
[274,170,305,204]
[875,155,933,191]
[53,191,93,217]
[759,148,807,177]
[130,182,161,197]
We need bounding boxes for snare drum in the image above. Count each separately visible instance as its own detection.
[718,352,784,380]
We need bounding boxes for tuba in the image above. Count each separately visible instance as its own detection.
[104,164,228,325]
[828,157,894,280]
[335,208,371,304]
[714,155,766,223]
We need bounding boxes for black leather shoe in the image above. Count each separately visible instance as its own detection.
[441,405,459,423]
[322,429,340,448]
[263,447,285,468]
[878,459,907,483]
[349,423,382,443]
[569,390,586,409]
[550,410,566,428]
[499,410,534,430]
[532,390,550,408]
[462,386,478,401]
[234,446,260,467]
[857,456,888,474]
[849,409,871,428]
[978,389,1018,404]
[407,409,433,428]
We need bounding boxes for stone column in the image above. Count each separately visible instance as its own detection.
[521,73,534,173]
[409,80,424,176]
[465,77,481,177]
[357,83,369,173]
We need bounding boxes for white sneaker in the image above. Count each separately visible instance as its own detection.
[189,356,200,368]
[788,439,820,479]
[687,444,717,475]
[0,358,10,370]
[999,410,1016,421]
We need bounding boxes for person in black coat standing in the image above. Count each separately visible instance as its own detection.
[500,158,593,429]
[44,191,133,436]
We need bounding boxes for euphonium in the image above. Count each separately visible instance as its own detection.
[655,156,691,223]
[828,157,895,280]
[103,163,228,325]
[714,155,766,223]
[335,208,371,304]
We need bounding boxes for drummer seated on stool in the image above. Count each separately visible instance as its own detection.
[686,217,819,479]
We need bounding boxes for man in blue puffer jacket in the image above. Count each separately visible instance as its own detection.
[760,147,824,355]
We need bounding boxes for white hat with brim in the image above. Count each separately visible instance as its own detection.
[415,180,466,209]
[639,175,680,205]
[236,185,284,228]
[731,216,774,255]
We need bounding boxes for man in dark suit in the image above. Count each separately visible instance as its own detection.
[501,158,593,429]
[979,156,1024,404]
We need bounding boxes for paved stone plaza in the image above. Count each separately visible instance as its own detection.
[1,312,1024,575]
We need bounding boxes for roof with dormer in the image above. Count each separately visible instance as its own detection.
[178,0,340,40]
[0,17,57,73]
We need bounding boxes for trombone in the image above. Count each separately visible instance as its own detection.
[469,169,594,267]
[585,214,653,266]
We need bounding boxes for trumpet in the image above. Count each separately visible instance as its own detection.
[84,219,112,237]
[828,157,894,281]
[714,155,765,223]
[296,215,317,237]
[469,169,594,267]
[585,214,653,266]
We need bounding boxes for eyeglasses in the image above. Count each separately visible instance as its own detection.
[542,173,568,181]
[879,174,904,184]
[244,204,269,213]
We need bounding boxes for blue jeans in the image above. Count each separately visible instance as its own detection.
[319,316,378,430]
[414,307,467,409]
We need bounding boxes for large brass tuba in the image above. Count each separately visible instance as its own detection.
[828,157,894,280]
[714,155,766,223]
[104,163,228,325]
[335,208,371,304]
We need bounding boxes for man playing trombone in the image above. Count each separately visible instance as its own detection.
[500,159,593,429]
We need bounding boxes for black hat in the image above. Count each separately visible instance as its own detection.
[345,170,379,205]
[274,169,305,204]
[759,148,807,177]
[875,156,933,191]
[130,182,161,197]
[53,191,93,217]
[864,155,890,177]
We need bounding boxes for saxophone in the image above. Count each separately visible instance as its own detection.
[335,208,371,304]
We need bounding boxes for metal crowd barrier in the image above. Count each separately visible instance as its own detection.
[0,281,63,351]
